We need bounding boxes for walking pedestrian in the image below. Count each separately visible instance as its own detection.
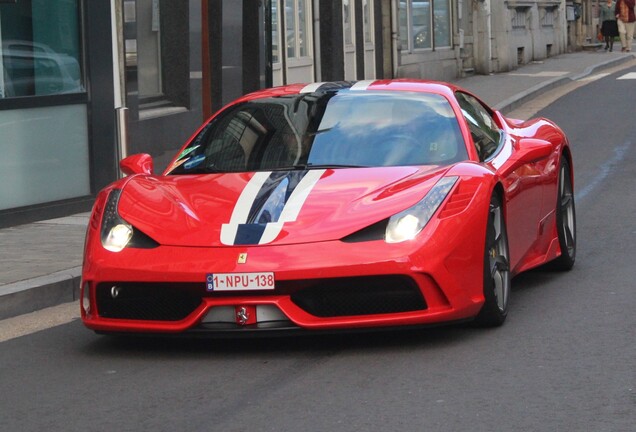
[615,0,636,52]
[601,0,619,51]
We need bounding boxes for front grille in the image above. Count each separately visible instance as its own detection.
[95,276,426,321]
[289,275,426,317]
[96,283,202,321]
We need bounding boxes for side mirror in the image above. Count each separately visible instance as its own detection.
[120,153,154,176]
[500,138,553,177]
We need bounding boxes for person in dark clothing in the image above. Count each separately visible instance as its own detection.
[600,0,619,51]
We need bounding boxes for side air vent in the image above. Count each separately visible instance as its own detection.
[438,182,481,218]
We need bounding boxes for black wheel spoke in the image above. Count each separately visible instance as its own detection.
[490,255,508,277]
[550,158,576,271]
[477,194,511,326]
[565,226,575,249]
[561,193,573,209]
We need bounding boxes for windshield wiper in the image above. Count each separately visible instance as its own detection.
[308,126,335,136]
[269,163,367,171]
[307,163,367,169]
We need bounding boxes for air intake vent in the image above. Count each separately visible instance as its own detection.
[290,275,426,317]
[438,182,480,218]
[96,283,202,321]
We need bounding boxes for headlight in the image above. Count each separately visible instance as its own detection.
[385,176,458,243]
[100,189,133,252]
[104,223,133,252]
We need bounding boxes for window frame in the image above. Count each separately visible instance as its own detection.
[399,0,453,52]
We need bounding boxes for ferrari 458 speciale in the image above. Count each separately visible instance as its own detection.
[81,79,576,335]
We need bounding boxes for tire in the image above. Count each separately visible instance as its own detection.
[549,157,576,271]
[475,193,511,327]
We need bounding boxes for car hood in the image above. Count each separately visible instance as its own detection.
[117,166,448,247]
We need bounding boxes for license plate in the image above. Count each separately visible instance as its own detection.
[206,272,275,291]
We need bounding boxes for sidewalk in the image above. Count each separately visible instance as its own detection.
[1,50,633,320]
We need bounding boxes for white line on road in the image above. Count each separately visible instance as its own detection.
[0,302,79,343]
[507,71,569,77]
[575,141,633,202]
[577,72,610,82]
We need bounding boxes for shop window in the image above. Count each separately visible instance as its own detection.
[344,0,353,46]
[363,0,374,44]
[433,0,450,47]
[284,0,311,60]
[398,0,451,51]
[272,1,280,64]
[0,0,84,98]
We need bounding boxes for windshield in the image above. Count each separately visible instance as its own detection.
[166,90,467,175]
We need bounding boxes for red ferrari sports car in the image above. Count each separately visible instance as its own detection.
[80,79,576,335]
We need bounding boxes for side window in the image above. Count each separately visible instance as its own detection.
[456,92,502,161]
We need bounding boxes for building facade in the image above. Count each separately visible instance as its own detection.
[1,0,584,227]
[1,1,111,226]
[396,0,568,77]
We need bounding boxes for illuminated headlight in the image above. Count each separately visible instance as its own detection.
[385,176,458,243]
[100,189,133,252]
[104,223,133,252]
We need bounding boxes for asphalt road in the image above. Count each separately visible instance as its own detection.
[1,66,635,432]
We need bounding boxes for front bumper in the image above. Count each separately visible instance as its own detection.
[81,210,488,334]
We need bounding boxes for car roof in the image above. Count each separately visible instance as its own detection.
[234,79,463,104]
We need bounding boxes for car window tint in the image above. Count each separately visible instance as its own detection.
[455,91,501,161]
[167,91,468,174]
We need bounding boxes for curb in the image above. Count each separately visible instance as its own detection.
[0,267,81,320]
[495,56,634,114]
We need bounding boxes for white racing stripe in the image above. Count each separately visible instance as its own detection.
[221,171,271,245]
[349,80,376,91]
[300,82,326,93]
[259,169,325,244]
[221,169,326,245]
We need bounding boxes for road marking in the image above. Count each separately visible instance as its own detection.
[507,58,636,120]
[617,72,636,80]
[577,72,610,82]
[0,302,79,343]
[575,141,632,202]
[507,71,568,77]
